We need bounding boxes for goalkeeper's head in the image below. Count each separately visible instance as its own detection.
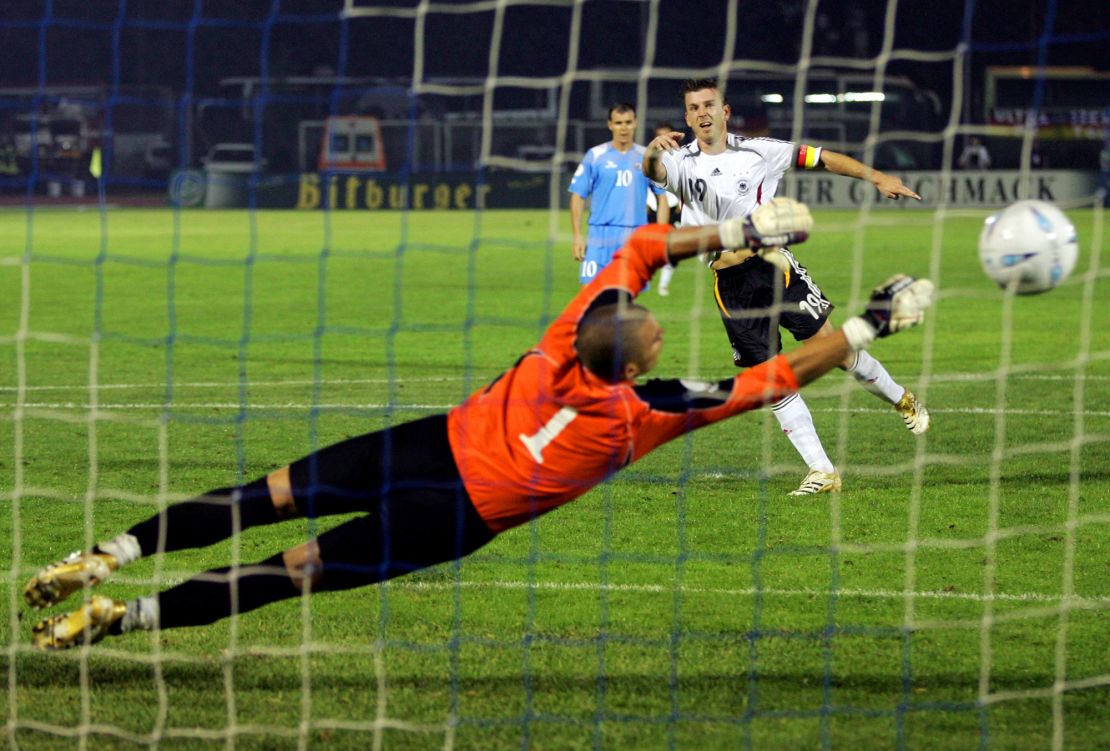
[576,302,663,383]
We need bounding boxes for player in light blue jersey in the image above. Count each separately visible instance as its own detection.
[569,103,669,283]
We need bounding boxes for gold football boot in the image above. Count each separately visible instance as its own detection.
[23,550,120,609]
[31,595,126,650]
[895,390,931,435]
[789,469,842,496]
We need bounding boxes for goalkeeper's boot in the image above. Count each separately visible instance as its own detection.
[23,550,120,609]
[895,390,930,435]
[789,469,842,496]
[31,595,125,650]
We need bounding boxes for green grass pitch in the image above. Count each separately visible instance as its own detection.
[1,206,1107,750]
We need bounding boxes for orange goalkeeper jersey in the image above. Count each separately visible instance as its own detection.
[447,224,800,533]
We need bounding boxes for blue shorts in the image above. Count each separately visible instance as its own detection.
[580,225,636,283]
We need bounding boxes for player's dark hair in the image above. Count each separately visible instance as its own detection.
[576,303,652,382]
[655,121,675,133]
[608,102,636,119]
[681,78,727,106]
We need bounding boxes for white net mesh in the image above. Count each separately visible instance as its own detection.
[2,0,1107,748]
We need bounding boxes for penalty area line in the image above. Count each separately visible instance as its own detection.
[393,579,1105,605]
[6,401,1110,418]
[3,371,1109,394]
[97,571,1105,606]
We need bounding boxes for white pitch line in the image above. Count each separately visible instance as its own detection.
[1,372,1109,394]
[0,376,476,393]
[92,572,1110,607]
[64,569,1110,606]
[936,373,1110,383]
[6,402,1110,418]
[5,401,452,410]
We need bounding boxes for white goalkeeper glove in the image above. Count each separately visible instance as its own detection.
[719,197,813,249]
[718,198,813,272]
[841,274,936,351]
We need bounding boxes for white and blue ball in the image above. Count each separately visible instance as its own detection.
[978,200,1078,295]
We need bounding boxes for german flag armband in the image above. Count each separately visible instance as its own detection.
[795,144,823,170]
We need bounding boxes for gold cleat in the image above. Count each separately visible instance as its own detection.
[23,551,120,609]
[895,390,931,435]
[789,469,842,496]
[31,595,126,650]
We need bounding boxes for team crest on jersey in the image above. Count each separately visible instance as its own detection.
[736,177,752,195]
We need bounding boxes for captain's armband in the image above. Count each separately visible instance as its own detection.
[795,144,823,170]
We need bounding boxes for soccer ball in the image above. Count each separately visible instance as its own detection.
[978,200,1078,295]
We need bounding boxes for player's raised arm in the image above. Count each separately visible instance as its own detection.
[642,130,684,183]
[816,149,922,201]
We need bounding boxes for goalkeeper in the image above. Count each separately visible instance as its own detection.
[24,199,934,650]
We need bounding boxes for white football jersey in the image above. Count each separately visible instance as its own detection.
[655,134,819,226]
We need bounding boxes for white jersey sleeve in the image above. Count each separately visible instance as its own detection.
[656,147,685,197]
[740,138,796,179]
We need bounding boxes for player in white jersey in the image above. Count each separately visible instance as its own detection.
[642,78,930,496]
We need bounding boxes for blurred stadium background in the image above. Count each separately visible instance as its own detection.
[0,0,1106,205]
[1,1,1107,749]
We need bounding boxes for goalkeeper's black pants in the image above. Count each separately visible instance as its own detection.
[121,414,494,629]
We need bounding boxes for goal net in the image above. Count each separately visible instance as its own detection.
[2,0,1106,749]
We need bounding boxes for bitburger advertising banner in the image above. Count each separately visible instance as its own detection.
[172,169,1098,210]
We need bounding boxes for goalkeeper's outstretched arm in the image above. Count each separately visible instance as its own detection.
[785,274,935,386]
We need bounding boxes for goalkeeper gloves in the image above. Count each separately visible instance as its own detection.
[719,197,813,252]
[718,198,813,273]
[841,274,936,351]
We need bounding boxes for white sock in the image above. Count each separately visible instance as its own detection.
[846,351,905,404]
[771,393,835,474]
[659,263,675,289]
[120,596,159,633]
[97,532,142,565]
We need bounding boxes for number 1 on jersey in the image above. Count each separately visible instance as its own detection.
[519,406,578,464]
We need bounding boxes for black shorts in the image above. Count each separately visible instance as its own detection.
[287,414,494,586]
[714,250,833,367]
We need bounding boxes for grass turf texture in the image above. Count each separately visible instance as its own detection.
[0,207,1107,750]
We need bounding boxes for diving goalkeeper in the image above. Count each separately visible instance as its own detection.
[24,199,935,649]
